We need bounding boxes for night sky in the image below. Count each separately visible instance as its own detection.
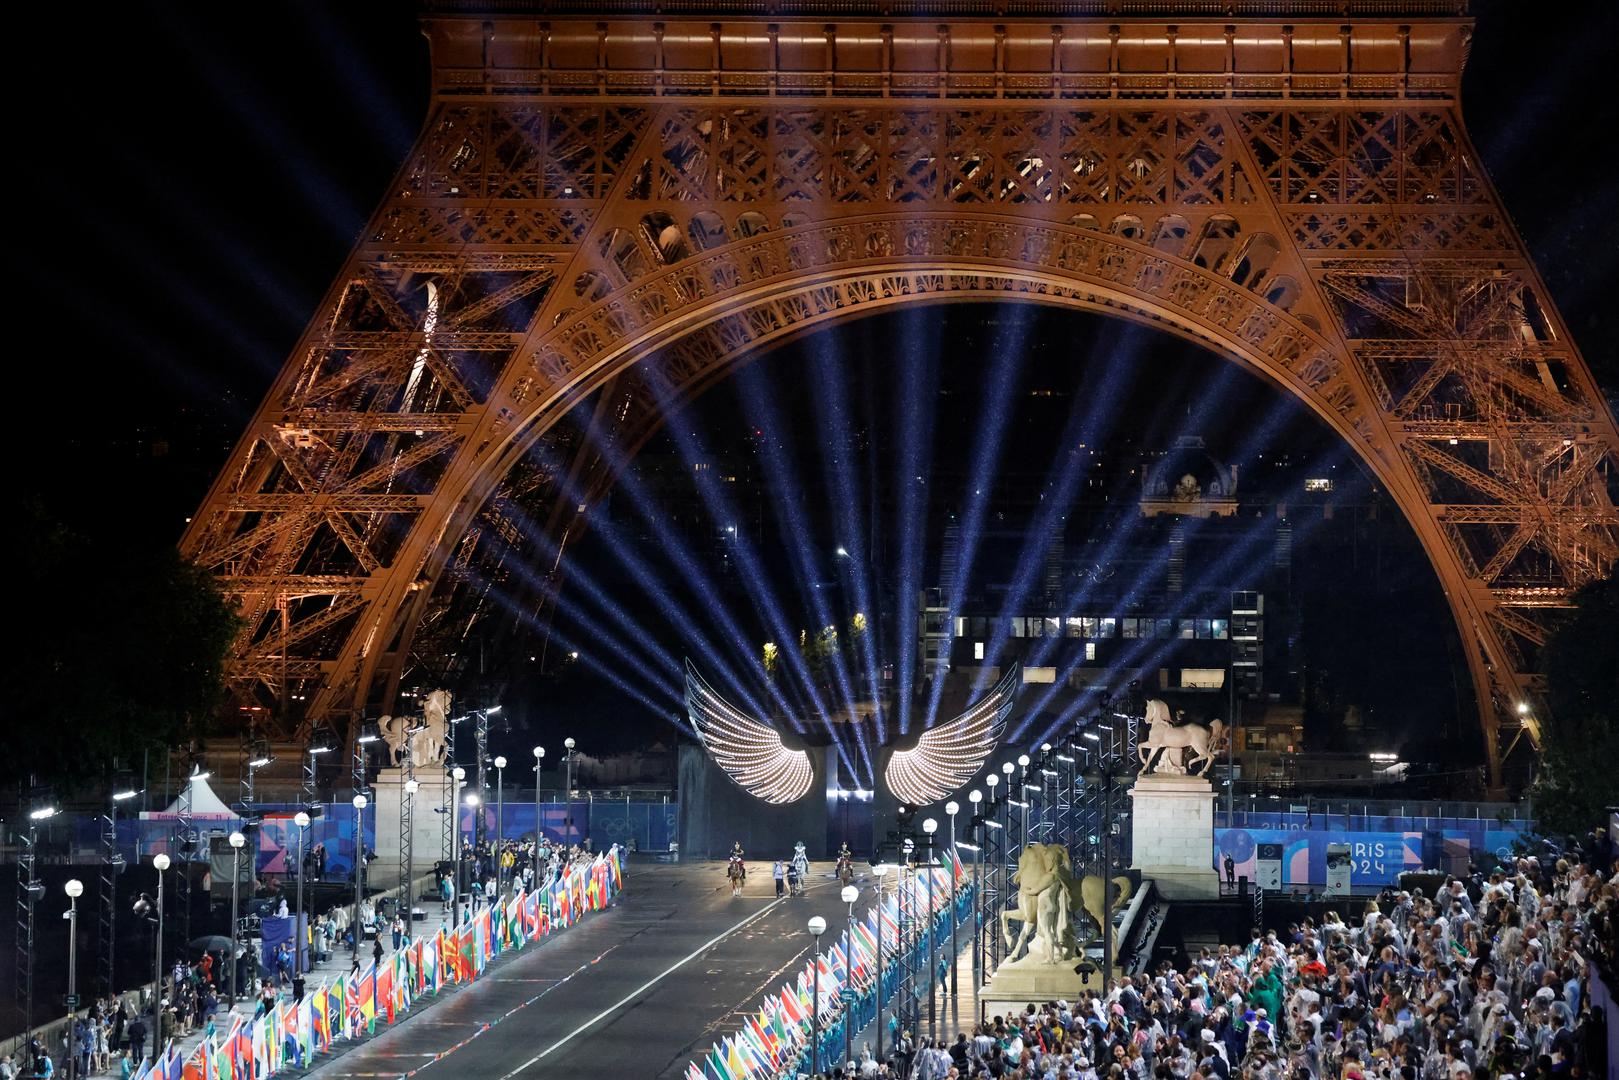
[16,2,1618,755]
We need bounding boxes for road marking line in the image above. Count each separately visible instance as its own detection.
[498,898,786,1078]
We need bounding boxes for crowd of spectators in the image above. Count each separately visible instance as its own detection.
[818,828,1614,1080]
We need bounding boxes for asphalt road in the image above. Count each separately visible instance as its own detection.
[304,860,859,1080]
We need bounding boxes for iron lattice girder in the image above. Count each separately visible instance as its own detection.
[179,12,1619,785]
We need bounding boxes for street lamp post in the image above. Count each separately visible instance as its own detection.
[840,884,858,1067]
[294,811,310,978]
[944,801,960,999]
[872,865,888,1064]
[807,915,826,1075]
[922,818,938,1042]
[450,767,466,927]
[899,838,914,1040]
[227,831,245,1008]
[150,853,169,1067]
[64,879,83,1080]
[351,795,368,959]
[967,789,983,999]
[531,747,544,846]
[465,792,483,900]
[562,738,576,847]
[493,756,507,895]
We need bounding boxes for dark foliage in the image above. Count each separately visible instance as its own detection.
[7,501,239,790]
[1535,573,1619,836]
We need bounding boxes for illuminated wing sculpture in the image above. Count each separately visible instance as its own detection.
[884,663,1021,805]
[686,661,814,804]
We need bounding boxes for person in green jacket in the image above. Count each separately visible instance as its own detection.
[1245,959,1285,1034]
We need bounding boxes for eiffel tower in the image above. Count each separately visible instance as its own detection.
[181,1,1618,791]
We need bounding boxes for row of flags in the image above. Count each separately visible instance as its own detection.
[687,855,966,1080]
[136,847,625,1080]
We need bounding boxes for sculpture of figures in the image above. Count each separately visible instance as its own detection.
[1001,843,1081,965]
[1138,699,1225,776]
[1001,844,1135,966]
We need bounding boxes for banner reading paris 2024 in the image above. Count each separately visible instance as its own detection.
[1215,829,1421,888]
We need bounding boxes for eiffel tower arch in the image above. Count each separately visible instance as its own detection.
[181,2,1618,791]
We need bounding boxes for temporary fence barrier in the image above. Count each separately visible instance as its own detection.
[135,846,624,1080]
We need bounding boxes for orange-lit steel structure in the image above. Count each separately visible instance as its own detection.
[181,1,1617,789]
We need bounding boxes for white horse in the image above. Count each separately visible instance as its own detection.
[1138,699,1225,776]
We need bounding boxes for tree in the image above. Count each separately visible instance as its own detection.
[1534,573,1619,837]
[8,501,239,790]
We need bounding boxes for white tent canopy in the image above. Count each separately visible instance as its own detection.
[158,775,235,816]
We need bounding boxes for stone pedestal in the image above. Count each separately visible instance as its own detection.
[1129,774,1220,900]
[372,766,452,873]
[980,957,1098,1017]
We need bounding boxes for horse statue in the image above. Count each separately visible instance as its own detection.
[377,693,451,770]
[1138,698,1225,776]
[1056,873,1134,960]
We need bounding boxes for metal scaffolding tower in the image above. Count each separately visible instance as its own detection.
[98,809,120,997]
[174,768,197,961]
[473,710,490,849]
[14,822,38,1053]
[400,726,417,905]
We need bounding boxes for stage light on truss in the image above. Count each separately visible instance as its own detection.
[686,661,812,805]
[884,664,1020,806]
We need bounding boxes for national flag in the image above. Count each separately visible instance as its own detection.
[358,963,378,1033]
[853,918,878,963]
[396,949,414,1014]
[878,894,900,951]
[179,1042,204,1080]
[828,941,848,982]
[522,889,540,940]
[377,956,395,1024]
[737,1025,771,1075]
[258,1011,277,1074]
[725,1036,748,1080]
[706,1044,730,1080]
[250,1014,268,1078]
[552,878,570,927]
[343,970,360,1036]
[775,985,801,1027]
[475,905,493,967]
[507,890,524,946]
[456,924,476,981]
[751,1014,781,1066]
[422,934,438,993]
[685,1064,706,1080]
[296,998,315,1067]
[312,982,330,1049]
